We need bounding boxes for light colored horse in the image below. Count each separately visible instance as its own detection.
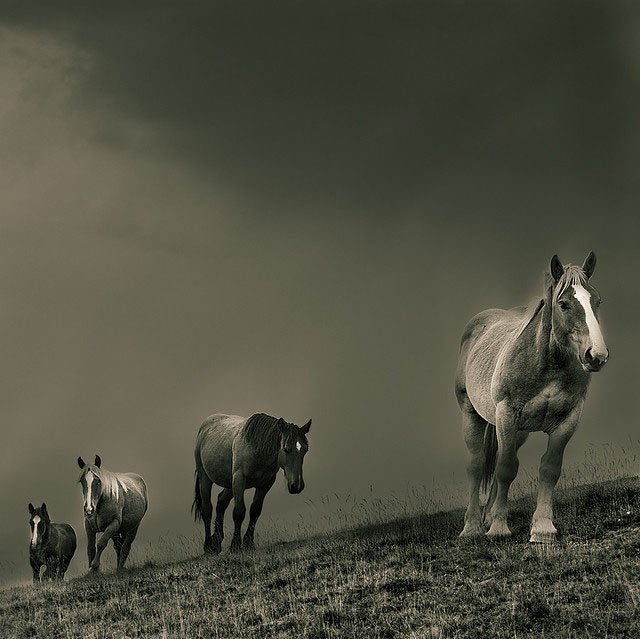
[193,412,311,553]
[28,502,76,582]
[455,252,608,542]
[77,455,148,572]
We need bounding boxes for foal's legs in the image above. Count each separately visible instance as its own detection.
[487,402,519,538]
[230,471,246,552]
[112,533,124,565]
[212,488,232,553]
[530,408,580,543]
[30,559,41,584]
[243,476,276,550]
[198,472,215,554]
[460,402,488,537]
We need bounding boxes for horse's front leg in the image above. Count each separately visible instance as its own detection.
[243,476,276,550]
[90,520,120,572]
[487,402,519,539]
[85,520,96,569]
[530,404,581,543]
[230,471,246,553]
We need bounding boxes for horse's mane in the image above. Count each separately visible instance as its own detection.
[514,263,588,340]
[243,413,286,456]
[79,466,127,501]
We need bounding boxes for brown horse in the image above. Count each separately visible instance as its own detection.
[77,455,148,572]
[456,252,608,542]
[192,413,311,553]
[28,502,77,582]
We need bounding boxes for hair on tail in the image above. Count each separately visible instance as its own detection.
[481,423,498,495]
[192,470,203,522]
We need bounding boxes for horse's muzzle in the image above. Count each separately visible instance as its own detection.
[584,347,609,372]
[288,482,304,494]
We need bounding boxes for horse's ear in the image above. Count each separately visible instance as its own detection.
[41,502,47,515]
[550,254,564,283]
[77,456,86,469]
[277,418,287,433]
[94,455,102,468]
[582,251,597,279]
[28,503,35,515]
[300,419,312,434]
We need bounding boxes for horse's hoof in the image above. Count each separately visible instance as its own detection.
[243,541,255,551]
[459,523,485,538]
[204,544,221,555]
[486,521,511,540]
[529,532,557,544]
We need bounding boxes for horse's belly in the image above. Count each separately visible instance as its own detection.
[200,437,235,488]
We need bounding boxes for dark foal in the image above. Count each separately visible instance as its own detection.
[28,502,77,582]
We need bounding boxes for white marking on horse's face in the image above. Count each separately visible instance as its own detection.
[31,515,41,546]
[85,470,94,513]
[295,441,302,452]
[573,285,607,357]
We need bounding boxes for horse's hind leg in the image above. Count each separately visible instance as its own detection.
[112,533,124,565]
[117,526,139,572]
[212,488,232,553]
[230,472,246,552]
[198,473,215,554]
[460,400,488,537]
[243,477,276,550]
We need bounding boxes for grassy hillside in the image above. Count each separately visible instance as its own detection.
[1,477,639,639]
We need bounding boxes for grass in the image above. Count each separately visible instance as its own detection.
[1,476,639,638]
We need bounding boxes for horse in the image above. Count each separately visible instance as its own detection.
[28,502,77,582]
[192,412,311,553]
[77,455,148,572]
[455,252,609,542]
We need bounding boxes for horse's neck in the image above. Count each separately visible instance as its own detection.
[526,288,585,380]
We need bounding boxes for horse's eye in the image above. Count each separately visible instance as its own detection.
[558,300,570,311]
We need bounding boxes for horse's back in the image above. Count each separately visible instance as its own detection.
[196,414,245,488]
[456,306,526,423]
[120,473,148,530]
[51,523,77,556]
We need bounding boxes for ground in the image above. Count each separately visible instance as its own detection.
[1,478,639,638]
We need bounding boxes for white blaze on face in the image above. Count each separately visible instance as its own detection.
[31,515,40,546]
[295,441,302,452]
[573,285,607,355]
[85,470,94,512]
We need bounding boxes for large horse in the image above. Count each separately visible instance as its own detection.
[28,502,76,582]
[193,413,311,553]
[77,455,148,572]
[455,252,608,542]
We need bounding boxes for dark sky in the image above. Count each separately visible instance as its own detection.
[1,2,639,584]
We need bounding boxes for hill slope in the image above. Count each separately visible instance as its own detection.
[1,478,639,638]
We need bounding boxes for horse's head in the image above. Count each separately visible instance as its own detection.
[277,418,311,494]
[550,251,609,372]
[77,454,103,517]
[28,502,49,547]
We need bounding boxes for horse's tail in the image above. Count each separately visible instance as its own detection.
[481,423,498,495]
[191,468,203,522]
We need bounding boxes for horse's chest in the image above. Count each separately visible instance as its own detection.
[519,383,577,432]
